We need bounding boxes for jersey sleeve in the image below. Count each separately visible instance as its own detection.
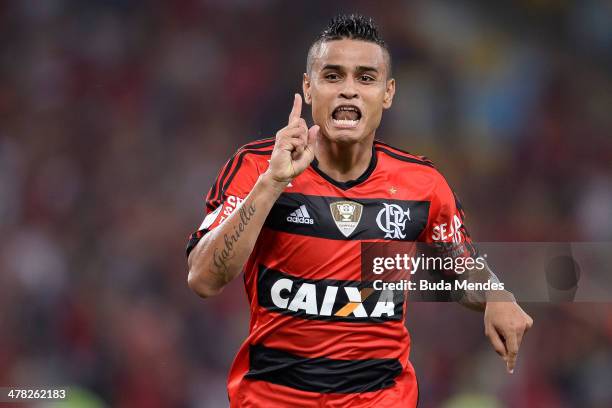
[420,173,477,262]
[186,149,264,256]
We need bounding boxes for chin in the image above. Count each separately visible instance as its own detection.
[327,132,364,144]
[321,128,361,144]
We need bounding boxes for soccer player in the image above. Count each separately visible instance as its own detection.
[186,15,533,407]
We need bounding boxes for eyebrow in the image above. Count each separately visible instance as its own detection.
[321,64,380,73]
[356,65,379,73]
[321,64,342,71]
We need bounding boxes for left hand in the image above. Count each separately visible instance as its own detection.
[484,296,534,374]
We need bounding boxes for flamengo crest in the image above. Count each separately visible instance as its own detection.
[330,201,363,238]
[376,203,411,239]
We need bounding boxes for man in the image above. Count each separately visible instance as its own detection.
[187,14,533,407]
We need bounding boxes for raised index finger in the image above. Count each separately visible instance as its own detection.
[288,93,302,124]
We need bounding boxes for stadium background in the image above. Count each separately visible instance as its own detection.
[0,0,611,407]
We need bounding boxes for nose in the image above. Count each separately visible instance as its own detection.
[339,77,359,99]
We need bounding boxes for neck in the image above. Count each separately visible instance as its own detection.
[314,135,374,182]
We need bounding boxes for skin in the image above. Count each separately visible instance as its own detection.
[188,37,533,375]
[484,295,534,373]
[304,39,395,181]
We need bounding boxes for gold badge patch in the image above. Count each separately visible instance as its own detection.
[330,201,363,238]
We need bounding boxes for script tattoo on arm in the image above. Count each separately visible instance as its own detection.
[212,203,257,280]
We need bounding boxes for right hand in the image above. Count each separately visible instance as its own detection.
[266,94,319,184]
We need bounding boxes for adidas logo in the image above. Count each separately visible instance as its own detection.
[287,205,314,225]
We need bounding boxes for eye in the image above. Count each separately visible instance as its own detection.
[325,73,340,81]
[359,74,375,82]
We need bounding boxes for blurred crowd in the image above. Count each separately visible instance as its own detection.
[0,0,611,407]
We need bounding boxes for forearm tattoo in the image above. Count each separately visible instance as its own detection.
[212,203,257,280]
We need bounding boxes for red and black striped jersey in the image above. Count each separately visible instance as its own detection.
[187,138,473,408]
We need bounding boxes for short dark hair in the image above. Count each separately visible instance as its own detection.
[307,14,392,76]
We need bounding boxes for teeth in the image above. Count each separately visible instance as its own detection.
[336,106,358,112]
[332,118,360,128]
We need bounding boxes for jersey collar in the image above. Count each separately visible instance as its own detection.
[310,146,378,190]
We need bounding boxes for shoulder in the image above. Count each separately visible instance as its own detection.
[213,137,275,188]
[223,137,275,172]
[373,140,458,199]
[374,139,435,169]
[373,139,447,181]
[374,139,434,168]
[234,137,275,161]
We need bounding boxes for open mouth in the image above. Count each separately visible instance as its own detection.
[331,105,362,128]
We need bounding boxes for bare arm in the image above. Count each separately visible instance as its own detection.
[187,94,320,298]
[455,261,514,311]
[455,262,534,373]
[424,178,534,373]
[187,175,286,297]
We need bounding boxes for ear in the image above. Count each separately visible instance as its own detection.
[383,78,395,109]
[303,73,312,105]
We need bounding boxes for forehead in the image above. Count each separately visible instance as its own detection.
[312,38,387,73]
